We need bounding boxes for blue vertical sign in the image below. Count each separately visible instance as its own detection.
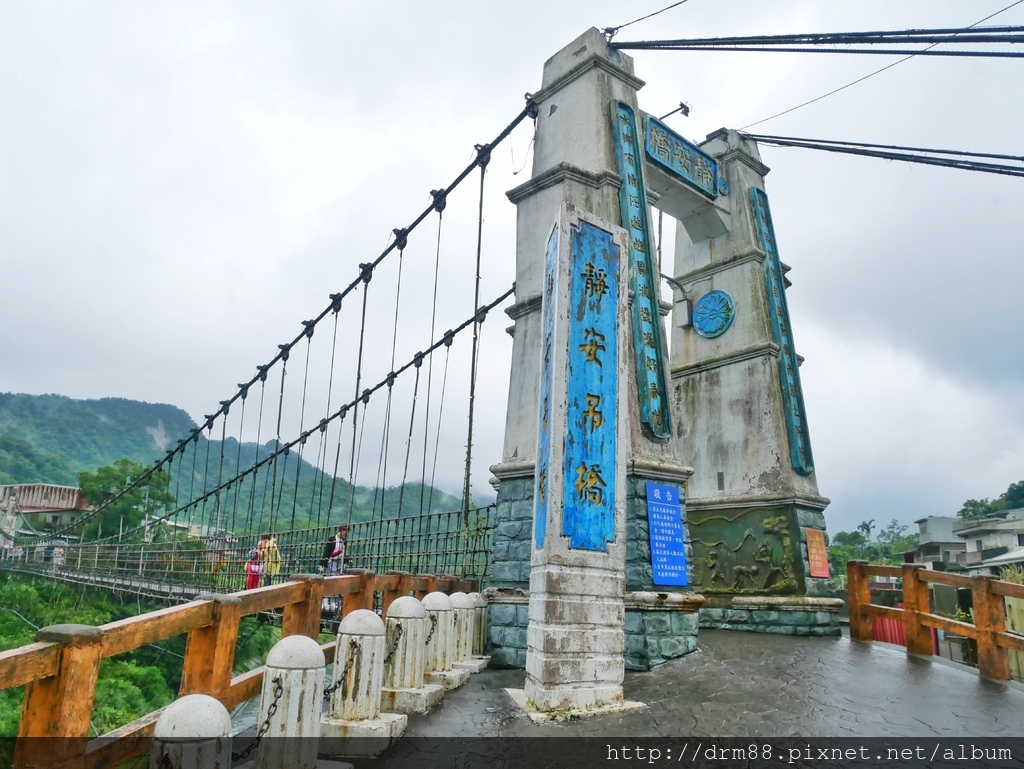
[562,221,619,551]
[749,187,814,476]
[612,101,671,440]
[534,226,559,549]
[645,482,688,586]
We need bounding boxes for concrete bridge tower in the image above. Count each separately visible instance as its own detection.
[487,27,702,701]
[666,129,840,633]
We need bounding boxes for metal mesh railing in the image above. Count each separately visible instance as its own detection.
[1,506,495,597]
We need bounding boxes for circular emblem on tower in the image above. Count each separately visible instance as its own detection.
[692,290,735,338]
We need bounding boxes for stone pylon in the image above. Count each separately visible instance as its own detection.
[488,27,704,699]
[662,128,841,634]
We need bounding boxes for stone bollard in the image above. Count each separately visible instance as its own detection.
[320,609,407,758]
[449,592,485,673]
[380,596,444,714]
[422,591,469,690]
[469,592,491,660]
[150,694,231,769]
[253,635,325,769]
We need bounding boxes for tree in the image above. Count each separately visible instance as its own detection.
[957,498,995,520]
[77,459,174,541]
[995,481,1024,512]
[857,519,875,539]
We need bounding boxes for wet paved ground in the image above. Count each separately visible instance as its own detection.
[402,630,1024,738]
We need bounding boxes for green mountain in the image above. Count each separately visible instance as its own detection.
[0,392,480,536]
[0,393,193,483]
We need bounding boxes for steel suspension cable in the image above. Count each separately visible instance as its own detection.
[245,374,268,535]
[419,198,446,516]
[461,152,489,516]
[744,134,1024,177]
[314,295,343,528]
[267,350,289,533]
[288,332,314,531]
[32,97,537,545]
[230,387,248,533]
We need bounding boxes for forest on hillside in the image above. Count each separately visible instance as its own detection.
[1,392,487,538]
[0,574,279,741]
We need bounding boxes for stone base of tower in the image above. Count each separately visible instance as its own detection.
[699,595,843,637]
[685,498,841,636]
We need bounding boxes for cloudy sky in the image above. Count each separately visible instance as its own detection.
[2,1,1022,536]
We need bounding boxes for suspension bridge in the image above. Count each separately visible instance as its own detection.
[2,15,1024,768]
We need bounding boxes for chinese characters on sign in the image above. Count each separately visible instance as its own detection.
[612,101,671,440]
[750,187,814,476]
[561,221,620,551]
[644,115,722,199]
[805,527,831,579]
[646,482,688,587]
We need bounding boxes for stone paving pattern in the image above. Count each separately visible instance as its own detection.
[403,630,1024,737]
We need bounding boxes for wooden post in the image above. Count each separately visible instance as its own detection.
[15,624,105,769]
[901,564,932,655]
[180,594,242,697]
[341,570,375,618]
[437,575,456,595]
[847,560,873,642]
[973,575,1010,680]
[381,571,410,619]
[412,574,435,600]
[281,574,325,640]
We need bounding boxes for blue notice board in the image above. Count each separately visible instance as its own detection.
[646,482,688,586]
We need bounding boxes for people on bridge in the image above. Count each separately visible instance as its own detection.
[245,552,263,590]
[258,533,281,586]
[51,545,65,573]
[320,525,348,576]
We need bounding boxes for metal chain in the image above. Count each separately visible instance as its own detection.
[231,674,283,762]
[323,638,360,699]
[425,613,438,645]
[383,622,404,665]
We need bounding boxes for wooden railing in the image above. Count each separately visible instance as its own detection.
[847,560,1024,680]
[0,570,475,769]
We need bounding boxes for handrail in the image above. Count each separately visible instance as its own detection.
[2,570,473,769]
[847,560,1018,681]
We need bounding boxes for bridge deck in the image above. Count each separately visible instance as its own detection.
[406,630,1023,738]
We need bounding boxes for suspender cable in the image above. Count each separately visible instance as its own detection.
[267,347,289,533]
[346,267,373,526]
[30,97,539,546]
[214,405,228,534]
[314,295,342,528]
[461,147,490,518]
[420,194,446,518]
[230,387,248,533]
[246,372,268,535]
[289,330,315,531]
[85,286,514,544]
[371,232,408,569]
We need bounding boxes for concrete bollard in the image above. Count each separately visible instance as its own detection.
[320,608,407,758]
[469,592,490,658]
[450,592,487,673]
[422,591,469,690]
[150,694,231,769]
[380,596,444,714]
[254,635,325,769]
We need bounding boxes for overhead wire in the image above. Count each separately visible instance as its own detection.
[740,0,1024,129]
[609,24,1024,56]
[604,0,693,39]
[744,133,1024,177]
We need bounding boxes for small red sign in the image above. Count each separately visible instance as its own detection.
[805,527,831,578]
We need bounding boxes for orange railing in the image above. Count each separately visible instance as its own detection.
[847,560,1024,680]
[0,570,475,769]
